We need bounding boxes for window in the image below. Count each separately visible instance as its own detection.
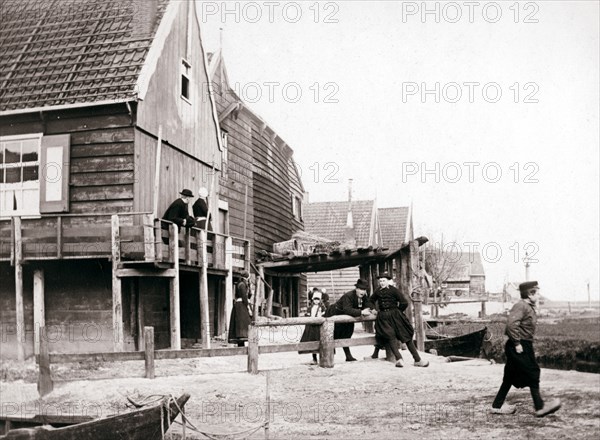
[292,195,302,221]
[0,134,41,216]
[181,58,191,101]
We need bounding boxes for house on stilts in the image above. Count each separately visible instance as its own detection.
[207,50,306,319]
[0,0,251,360]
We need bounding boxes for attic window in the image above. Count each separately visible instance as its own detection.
[181,58,191,102]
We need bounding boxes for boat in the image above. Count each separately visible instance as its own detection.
[424,327,487,358]
[0,393,190,440]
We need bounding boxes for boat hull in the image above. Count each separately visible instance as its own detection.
[424,327,487,358]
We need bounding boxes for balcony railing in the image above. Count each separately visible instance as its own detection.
[0,213,249,271]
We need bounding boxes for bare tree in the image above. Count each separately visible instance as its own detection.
[421,237,464,305]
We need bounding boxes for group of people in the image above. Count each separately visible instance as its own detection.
[162,188,213,230]
[299,272,429,367]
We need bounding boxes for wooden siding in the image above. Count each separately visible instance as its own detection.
[0,105,135,216]
[136,1,220,167]
[133,129,217,218]
[306,267,360,304]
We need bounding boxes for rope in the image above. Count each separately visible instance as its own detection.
[129,393,267,440]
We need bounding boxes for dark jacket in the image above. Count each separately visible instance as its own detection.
[328,289,373,317]
[235,279,250,307]
[370,286,409,312]
[163,198,191,228]
[192,198,213,230]
[505,300,537,343]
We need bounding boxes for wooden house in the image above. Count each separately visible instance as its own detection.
[303,199,389,303]
[0,0,250,360]
[207,50,306,318]
[425,250,486,298]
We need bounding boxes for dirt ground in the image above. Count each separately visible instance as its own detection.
[1,333,599,440]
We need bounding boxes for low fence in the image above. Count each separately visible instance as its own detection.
[36,317,379,396]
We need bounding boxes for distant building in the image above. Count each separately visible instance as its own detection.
[426,250,486,297]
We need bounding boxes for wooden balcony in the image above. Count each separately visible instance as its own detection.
[0,213,249,272]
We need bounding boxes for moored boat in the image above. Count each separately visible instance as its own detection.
[424,327,487,358]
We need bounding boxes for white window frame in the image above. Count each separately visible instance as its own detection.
[0,133,43,218]
[181,58,192,103]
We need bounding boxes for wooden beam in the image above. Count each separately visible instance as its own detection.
[116,268,177,278]
[199,230,210,348]
[152,126,162,219]
[224,237,233,339]
[256,265,265,319]
[144,327,155,379]
[154,219,163,261]
[169,223,181,350]
[14,216,25,361]
[33,269,45,357]
[111,215,124,352]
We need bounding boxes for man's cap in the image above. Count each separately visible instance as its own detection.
[180,189,194,197]
[518,281,539,292]
[355,278,370,290]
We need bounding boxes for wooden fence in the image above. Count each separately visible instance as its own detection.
[37,316,380,396]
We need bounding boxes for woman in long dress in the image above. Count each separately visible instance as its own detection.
[299,289,326,363]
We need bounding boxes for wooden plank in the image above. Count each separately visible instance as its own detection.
[116,268,176,278]
[333,336,378,348]
[69,127,134,144]
[70,171,135,186]
[46,113,132,134]
[37,327,53,397]
[50,351,145,363]
[71,142,134,158]
[70,156,134,174]
[70,200,133,214]
[144,327,155,379]
[258,341,320,354]
[143,214,155,261]
[71,185,134,202]
[154,346,247,359]
[224,237,233,339]
[60,226,112,238]
[33,269,45,357]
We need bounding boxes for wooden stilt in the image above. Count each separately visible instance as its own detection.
[37,326,53,396]
[14,217,25,361]
[33,269,45,357]
[224,237,233,338]
[169,224,181,350]
[111,215,124,352]
[199,230,210,348]
[256,265,265,319]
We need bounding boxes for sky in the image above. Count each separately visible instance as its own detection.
[196,1,599,301]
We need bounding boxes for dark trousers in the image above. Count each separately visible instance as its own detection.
[492,380,544,410]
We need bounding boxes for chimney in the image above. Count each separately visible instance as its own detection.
[131,0,157,38]
[344,179,356,247]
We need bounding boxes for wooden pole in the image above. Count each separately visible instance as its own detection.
[169,223,181,350]
[243,183,248,240]
[14,216,25,361]
[111,215,124,352]
[409,241,425,352]
[224,237,233,338]
[247,325,259,374]
[152,126,162,219]
[319,320,335,368]
[480,301,487,318]
[37,326,53,396]
[33,269,45,357]
[199,230,211,348]
[144,326,155,379]
[265,274,273,317]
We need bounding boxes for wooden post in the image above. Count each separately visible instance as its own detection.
[247,325,259,374]
[184,229,191,265]
[144,326,155,379]
[14,216,25,361]
[143,214,155,261]
[111,215,124,352]
[154,219,163,261]
[244,241,251,271]
[409,241,425,352]
[152,126,162,219]
[169,223,181,349]
[256,265,265,319]
[199,230,211,348]
[265,275,273,317]
[56,216,62,259]
[480,301,487,318]
[33,269,45,356]
[224,237,233,338]
[319,319,335,368]
[37,326,53,396]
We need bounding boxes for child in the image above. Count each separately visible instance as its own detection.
[299,289,326,363]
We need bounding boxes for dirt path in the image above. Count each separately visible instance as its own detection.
[1,343,599,439]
